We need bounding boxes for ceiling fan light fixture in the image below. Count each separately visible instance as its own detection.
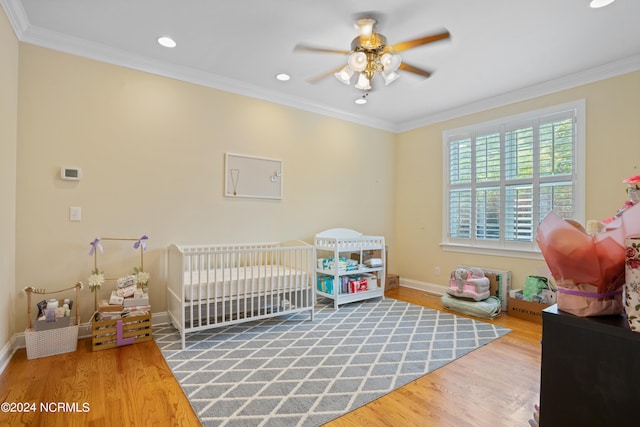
[354,73,372,91]
[295,15,450,94]
[334,66,354,84]
[381,53,401,72]
[348,52,368,72]
[382,70,400,86]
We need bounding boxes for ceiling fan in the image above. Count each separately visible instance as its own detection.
[294,14,450,92]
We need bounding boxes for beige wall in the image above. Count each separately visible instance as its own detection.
[14,44,396,332]
[0,7,18,356]
[394,70,640,291]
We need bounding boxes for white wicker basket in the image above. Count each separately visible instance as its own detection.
[24,282,82,360]
[25,318,79,360]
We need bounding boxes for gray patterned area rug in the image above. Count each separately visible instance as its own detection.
[154,297,510,427]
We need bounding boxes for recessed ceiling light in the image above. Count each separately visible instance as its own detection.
[276,73,291,81]
[590,0,615,8]
[355,93,368,105]
[157,36,176,48]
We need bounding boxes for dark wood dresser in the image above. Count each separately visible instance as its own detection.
[540,304,640,426]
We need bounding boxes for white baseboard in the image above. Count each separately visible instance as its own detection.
[399,277,446,296]
[2,311,170,375]
[0,335,17,375]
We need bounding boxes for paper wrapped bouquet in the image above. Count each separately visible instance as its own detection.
[536,203,640,316]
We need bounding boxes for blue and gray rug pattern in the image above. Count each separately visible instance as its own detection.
[154,297,510,427]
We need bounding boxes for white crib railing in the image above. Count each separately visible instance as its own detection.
[167,240,315,348]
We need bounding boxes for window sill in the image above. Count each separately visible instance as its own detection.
[441,243,545,260]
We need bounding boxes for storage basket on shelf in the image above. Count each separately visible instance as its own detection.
[24,282,82,360]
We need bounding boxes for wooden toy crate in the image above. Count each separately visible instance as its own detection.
[91,312,152,351]
[24,283,81,360]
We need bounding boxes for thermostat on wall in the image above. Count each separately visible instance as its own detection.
[60,167,82,181]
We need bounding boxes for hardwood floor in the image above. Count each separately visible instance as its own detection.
[328,288,542,427]
[0,287,542,426]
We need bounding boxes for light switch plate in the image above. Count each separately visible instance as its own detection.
[69,207,81,221]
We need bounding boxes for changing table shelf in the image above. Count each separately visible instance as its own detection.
[315,228,385,309]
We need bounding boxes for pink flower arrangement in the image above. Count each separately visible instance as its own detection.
[623,174,640,190]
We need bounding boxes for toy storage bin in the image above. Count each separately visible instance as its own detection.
[24,282,82,360]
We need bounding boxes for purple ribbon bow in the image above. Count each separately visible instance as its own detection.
[133,235,148,251]
[88,238,103,256]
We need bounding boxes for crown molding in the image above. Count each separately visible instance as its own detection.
[4,0,640,134]
[396,54,640,132]
[0,0,28,38]
[3,0,396,132]
[23,25,396,132]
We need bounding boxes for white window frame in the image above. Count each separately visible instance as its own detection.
[441,99,585,259]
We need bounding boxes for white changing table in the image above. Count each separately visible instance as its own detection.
[315,228,386,308]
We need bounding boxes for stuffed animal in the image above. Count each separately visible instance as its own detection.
[446,267,490,301]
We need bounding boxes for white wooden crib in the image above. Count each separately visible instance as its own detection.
[167,240,315,348]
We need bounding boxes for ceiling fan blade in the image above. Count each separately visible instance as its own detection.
[391,30,450,53]
[399,62,432,78]
[294,43,350,55]
[306,64,346,84]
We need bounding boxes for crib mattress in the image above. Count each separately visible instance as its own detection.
[182,265,309,302]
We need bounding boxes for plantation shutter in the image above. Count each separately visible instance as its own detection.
[448,137,472,239]
[445,108,576,249]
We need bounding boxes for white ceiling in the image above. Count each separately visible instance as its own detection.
[4,0,640,132]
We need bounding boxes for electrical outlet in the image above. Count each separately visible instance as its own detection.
[434,266,441,276]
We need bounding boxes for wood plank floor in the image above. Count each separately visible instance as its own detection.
[0,287,541,426]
